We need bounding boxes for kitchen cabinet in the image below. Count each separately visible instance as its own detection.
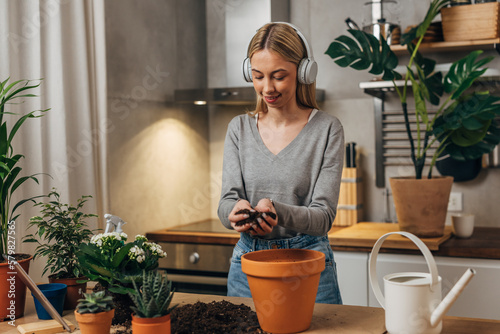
[333,251,369,307]
[367,253,500,320]
[335,249,500,319]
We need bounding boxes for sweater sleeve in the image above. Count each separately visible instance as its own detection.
[217,117,245,229]
[274,121,345,236]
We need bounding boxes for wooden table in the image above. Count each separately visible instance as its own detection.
[2,292,500,333]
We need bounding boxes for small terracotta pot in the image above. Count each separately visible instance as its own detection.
[49,276,87,310]
[241,249,325,334]
[75,309,114,334]
[0,254,32,320]
[132,313,171,334]
[390,176,453,237]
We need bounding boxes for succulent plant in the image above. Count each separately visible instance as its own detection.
[128,270,175,318]
[76,291,114,314]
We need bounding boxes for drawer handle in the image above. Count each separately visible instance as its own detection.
[189,252,200,264]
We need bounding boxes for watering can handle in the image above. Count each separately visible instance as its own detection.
[368,231,439,309]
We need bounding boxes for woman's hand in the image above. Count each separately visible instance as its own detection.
[250,198,278,236]
[229,199,255,233]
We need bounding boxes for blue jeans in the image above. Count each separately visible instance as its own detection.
[227,232,343,304]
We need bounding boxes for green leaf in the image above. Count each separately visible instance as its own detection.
[325,29,401,81]
[401,0,451,46]
[111,242,134,268]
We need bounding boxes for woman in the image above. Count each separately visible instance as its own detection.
[217,22,344,304]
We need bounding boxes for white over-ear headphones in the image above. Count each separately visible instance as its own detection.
[242,22,318,85]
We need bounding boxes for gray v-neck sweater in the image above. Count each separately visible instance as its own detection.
[218,110,345,239]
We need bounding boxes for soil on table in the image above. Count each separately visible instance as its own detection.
[171,300,267,334]
[112,300,267,334]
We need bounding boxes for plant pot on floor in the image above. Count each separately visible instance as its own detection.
[0,255,32,321]
[32,283,67,320]
[132,313,171,334]
[49,276,87,310]
[75,309,114,334]
[390,176,453,237]
[241,249,325,334]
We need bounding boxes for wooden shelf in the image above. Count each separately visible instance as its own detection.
[390,38,500,55]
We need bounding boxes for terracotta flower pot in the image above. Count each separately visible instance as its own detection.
[0,255,32,321]
[49,276,87,310]
[241,249,325,334]
[74,309,114,334]
[131,313,171,334]
[390,176,453,237]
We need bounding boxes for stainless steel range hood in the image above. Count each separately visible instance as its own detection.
[175,86,325,105]
[174,0,324,105]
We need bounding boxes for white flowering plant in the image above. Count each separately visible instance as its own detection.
[77,232,167,293]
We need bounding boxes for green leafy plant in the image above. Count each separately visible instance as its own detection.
[325,0,500,179]
[128,270,175,318]
[77,233,167,293]
[23,188,97,279]
[0,78,48,259]
[76,291,114,314]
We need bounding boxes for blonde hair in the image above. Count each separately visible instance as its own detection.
[246,23,319,114]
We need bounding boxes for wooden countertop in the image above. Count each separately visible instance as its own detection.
[146,221,500,260]
[4,293,500,333]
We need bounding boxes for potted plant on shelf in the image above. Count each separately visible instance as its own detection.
[75,290,115,334]
[23,188,97,310]
[0,78,48,320]
[128,270,176,334]
[325,0,500,237]
[77,232,167,325]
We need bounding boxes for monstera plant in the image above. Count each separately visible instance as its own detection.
[326,0,500,180]
[325,0,500,237]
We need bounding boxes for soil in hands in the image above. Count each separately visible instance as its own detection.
[235,209,276,226]
[171,300,267,334]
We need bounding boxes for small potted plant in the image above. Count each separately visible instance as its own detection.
[75,291,115,334]
[23,188,97,309]
[128,270,176,334]
[325,0,500,236]
[77,233,167,324]
[0,78,48,319]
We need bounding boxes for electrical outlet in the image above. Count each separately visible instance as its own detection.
[448,192,463,211]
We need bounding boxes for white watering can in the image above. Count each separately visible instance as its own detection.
[369,231,475,334]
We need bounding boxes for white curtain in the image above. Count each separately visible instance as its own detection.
[0,0,108,280]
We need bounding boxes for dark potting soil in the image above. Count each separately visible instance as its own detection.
[111,300,266,334]
[93,283,133,325]
[0,253,31,264]
[171,300,267,334]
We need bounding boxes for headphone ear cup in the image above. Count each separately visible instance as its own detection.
[242,57,252,82]
[298,58,318,85]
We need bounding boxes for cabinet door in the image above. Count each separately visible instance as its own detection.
[333,251,369,306]
[368,253,500,320]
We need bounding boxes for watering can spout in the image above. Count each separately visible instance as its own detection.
[430,268,476,327]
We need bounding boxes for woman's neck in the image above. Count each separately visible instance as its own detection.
[260,106,313,127]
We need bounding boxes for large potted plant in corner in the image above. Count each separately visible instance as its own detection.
[23,188,97,310]
[0,78,48,320]
[128,270,176,334]
[326,0,500,237]
[75,290,115,334]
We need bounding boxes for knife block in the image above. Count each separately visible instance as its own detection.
[332,168,363,227]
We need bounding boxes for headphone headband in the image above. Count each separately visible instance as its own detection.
[242,22,318,85]
[273,22,314,61]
